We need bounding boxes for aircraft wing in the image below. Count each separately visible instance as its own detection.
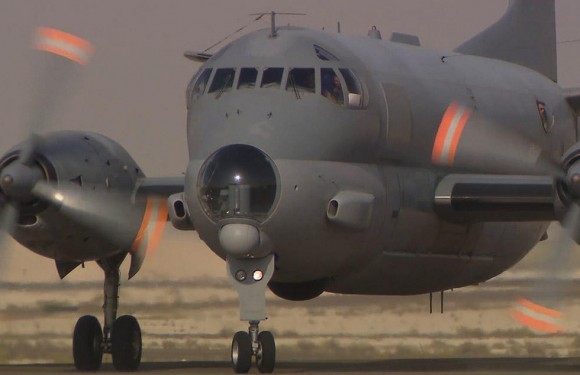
[134,176,185,197]
[565,88,580,115]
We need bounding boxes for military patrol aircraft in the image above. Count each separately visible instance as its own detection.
[1,0,580,373]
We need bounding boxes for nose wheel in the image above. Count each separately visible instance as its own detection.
[231,322,276,374]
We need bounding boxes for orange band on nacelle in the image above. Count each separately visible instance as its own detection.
[147,201,168,256]
[131,196,168,256]
[35,27,93,65]
[431,102,472,166]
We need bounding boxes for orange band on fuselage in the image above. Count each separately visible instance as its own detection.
[431,102,472,166]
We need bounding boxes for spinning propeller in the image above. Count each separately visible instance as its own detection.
[0,27,165,279]
[431,101,580,333]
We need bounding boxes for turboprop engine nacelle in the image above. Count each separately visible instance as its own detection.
[0,131,165,278]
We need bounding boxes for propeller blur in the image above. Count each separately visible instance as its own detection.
[3,1,580,373]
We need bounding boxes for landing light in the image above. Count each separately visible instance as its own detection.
[54,193,64,202]
[252,270,264,281]
[235,270,247,282]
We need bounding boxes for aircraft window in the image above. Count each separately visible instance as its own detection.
[208,68,235,96]
[261,68,284,89]
[321,68,344,105]
[187,68,212,107]
[286,68,315,98]
[339,68,364,108]
[314,45,339,61]
[238,68,258,89]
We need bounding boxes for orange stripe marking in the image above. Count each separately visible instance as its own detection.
[131,197,154,253]
[431,102,460,164]
[35,27,93,65]
[510,309,562,334]
[516,297,563,318]
[147,200,168,256]
[446,108,472,164]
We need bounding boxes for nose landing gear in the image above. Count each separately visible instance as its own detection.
[227,255,276,373]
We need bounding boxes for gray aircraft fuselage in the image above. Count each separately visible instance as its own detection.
[184,27,576,296]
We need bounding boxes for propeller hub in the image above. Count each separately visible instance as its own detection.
[1,175,14,186]
[0,162,45,202]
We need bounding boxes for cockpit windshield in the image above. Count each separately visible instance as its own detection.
[190,65,365,109]
[286,68,315,98]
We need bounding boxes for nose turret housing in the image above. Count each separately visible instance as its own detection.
[198,144,278,222]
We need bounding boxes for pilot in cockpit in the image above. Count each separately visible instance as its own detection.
[322,71,344,105]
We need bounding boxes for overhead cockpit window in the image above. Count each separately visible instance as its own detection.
[314,45,339,61]
[238,68,258,89]
[286,68,315,98]
[208,68,235,96]
[339,69,365,108]
[261,68,284,89]
[321,68,344,105]
[187,68,212,108]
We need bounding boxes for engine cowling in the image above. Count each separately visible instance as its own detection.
[0,131,155,268]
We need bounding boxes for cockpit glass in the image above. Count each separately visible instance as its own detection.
[261,68,284,89]
[286,68,315,97]
[339,68,364,108]
[238,68,258,89]
[321,68,344,105]
[187,68,211,107]
[208,68,235,95]
[314,45,339,61]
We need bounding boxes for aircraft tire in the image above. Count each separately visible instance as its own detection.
[256,331,276,373]
[73,315,103,371]
[231,331,252,373]
[111,315,142,371]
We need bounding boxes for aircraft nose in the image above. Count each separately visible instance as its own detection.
[198,144,278,222]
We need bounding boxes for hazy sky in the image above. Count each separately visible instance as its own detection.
[1,1,580,282]
[1,0,579,177]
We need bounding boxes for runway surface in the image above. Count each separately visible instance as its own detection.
[2,357,580,374]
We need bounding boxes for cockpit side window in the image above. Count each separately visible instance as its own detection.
[286,68,315,98]
[261,68,284,89]
[321,68,344,105]
[208,68,235,96]
[186,68,212,108]
[339,69,365,108]
[238,68,258,89]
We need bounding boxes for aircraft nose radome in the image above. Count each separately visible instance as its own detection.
[197,144,278,222]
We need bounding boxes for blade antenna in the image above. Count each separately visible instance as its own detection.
[249,12,306,38]
[201,13,266,53]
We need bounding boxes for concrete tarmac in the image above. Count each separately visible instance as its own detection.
[1,357,580,375]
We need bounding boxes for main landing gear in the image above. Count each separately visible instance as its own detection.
[227,255,276,373]
[72,255,142,371]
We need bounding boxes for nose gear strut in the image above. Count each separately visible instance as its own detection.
[227,254,276,373]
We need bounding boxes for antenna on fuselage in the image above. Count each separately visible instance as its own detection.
[250,11,306,38]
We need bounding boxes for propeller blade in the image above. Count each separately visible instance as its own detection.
[0,203,19,274]
[19,28,93,165]
[510,206,580,333]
